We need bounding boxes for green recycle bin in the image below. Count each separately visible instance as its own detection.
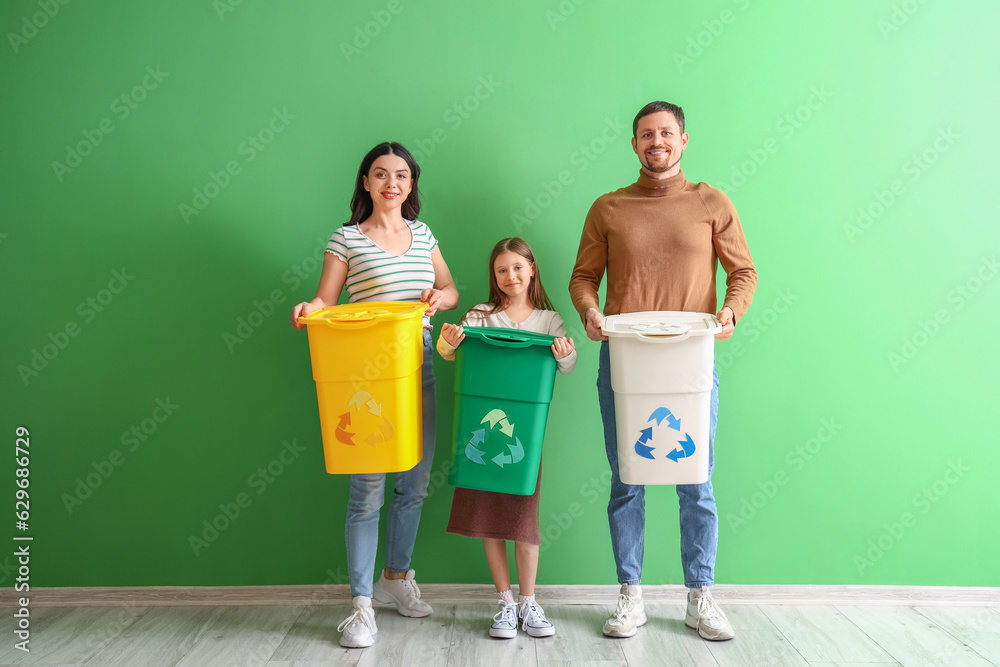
[448,326,557,495]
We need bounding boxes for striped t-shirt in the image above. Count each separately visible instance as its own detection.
[326,220,438,324]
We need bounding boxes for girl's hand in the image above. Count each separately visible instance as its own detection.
[441,323,465,347]
[421,288,444,316]
[289,302,315,330]
[551,336,575,360]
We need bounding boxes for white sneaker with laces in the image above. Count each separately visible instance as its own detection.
[372,569,433,618]
[519,600,555,638]
[685,587,734,641]
[603,584,646,638]
[490,600,518,639]
[338,596,378,648]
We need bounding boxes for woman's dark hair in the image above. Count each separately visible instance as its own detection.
[346,142,421,226]
[469,237,556,317]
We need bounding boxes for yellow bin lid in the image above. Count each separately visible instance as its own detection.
[297,301,428,329]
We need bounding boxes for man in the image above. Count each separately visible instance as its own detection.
[569,101,757,641]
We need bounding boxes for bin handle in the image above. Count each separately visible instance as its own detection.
[630,321,690,343]
[629,322,691,334]
[479,333,535,348]
[297,310,386,329]
[628,322,691,342]
[636,331,692,343]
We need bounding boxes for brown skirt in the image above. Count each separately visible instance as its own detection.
[446,463,542,545]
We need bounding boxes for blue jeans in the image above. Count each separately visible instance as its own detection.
[346,330,436,598]
[597,340,720,588]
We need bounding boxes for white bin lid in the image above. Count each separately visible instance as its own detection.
[602,311,721,337]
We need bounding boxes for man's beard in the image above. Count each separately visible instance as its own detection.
[643,153,680,174]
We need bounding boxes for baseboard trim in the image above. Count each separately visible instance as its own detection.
[3,584,998,608]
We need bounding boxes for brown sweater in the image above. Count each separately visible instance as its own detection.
[569,168,757,323]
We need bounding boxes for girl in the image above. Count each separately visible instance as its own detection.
[289,142,459,649]
[437,237,576,639]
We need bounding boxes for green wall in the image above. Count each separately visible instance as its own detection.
[3,0,998,589]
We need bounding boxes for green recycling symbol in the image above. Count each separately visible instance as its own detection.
[464,408,525,469]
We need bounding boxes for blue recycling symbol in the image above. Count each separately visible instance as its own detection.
[634,407,695,462]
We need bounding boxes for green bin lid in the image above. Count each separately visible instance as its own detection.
[461,326,555,348]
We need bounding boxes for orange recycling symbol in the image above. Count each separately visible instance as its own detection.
[336,391,395,447]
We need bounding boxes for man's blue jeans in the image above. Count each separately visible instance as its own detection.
[345,330,436,598]
[597,340,719,588]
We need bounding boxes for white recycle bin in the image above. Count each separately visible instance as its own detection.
[602,311,721,485]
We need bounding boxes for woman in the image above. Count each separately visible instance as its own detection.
[290,142,459,648]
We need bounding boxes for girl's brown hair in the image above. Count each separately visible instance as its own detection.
[470,237,555,317]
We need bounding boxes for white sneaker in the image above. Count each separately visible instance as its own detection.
[603,584,646,638]
[519,600,555,638]
[490,600,518,639]
[685,587,734,641]
[372,569,433,618]
[338,596,377,648]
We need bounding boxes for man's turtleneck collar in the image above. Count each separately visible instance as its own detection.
[635,167,688,196]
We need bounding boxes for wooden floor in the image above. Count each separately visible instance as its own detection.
[2,591,998,666]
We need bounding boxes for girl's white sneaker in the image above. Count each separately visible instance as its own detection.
[490,600,518,639]
[520,600,555,638]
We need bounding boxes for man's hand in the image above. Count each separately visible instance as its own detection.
[585,307,608,341]
[715,306,735,340]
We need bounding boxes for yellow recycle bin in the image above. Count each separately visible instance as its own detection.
[298,301,427,474]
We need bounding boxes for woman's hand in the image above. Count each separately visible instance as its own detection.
[290,255,346,330]
[289,302,315,330]
[552,336,575,360]
[421,288,445,316]
[441,323,465,347]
